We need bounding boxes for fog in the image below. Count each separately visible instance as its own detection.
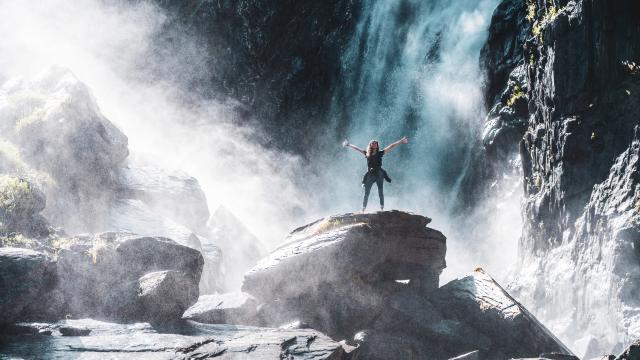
[0,0,521,285]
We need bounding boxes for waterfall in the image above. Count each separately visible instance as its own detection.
[319,0,523,282]
[327,0,499,209]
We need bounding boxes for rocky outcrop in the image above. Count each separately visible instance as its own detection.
[52,232,203,322]
[107,198,202,249]
[478,0,640,354]
[0,69,224,295]
[0,67,128,232]
[233,211,570,359]
[0,248,56,325]
[242,211,446,339]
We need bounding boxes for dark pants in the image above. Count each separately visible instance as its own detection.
[363,170,384,209]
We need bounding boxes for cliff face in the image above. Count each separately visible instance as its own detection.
[147,0,361,154]
[481,0,640,355]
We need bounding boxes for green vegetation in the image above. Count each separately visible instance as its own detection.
[530,2,561,44]
[526,0,536,21]
[507,85,525,107]
[0,175,36,215]
[0,233,37,248]
[0,140,54,186]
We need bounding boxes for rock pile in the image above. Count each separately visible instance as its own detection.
[185,210,573,359]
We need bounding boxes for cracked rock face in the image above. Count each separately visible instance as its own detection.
[479,0,640,354]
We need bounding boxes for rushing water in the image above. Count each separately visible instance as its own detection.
[318,0,520,281]
[326,0,499,210]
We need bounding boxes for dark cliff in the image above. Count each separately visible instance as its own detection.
[146,0,361,154]
[479,0,640,354]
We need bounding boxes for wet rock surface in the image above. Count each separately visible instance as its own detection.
[0,248,56,325]
[0,319,350,359]
[477,0,640,353]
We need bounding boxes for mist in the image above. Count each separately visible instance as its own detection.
[0,0,521,286]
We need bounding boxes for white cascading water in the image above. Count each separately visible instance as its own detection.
[320,0,525,284]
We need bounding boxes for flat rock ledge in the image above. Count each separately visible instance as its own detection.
[0,319,351,359]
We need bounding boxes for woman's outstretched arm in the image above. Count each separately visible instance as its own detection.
[342,140,366,155]
[383,136,409,152]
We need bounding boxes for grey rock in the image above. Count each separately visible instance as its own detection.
[242,210,446,339]
[183,292,258,325]
[197,234,224,295]
[431,269,573,359]
[138,270,199,323]
[0,248,56,325]
[54,232,203,322]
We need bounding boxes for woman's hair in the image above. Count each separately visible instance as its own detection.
[366,140,379,157]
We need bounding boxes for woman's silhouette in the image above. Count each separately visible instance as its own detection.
[342,136,408,212]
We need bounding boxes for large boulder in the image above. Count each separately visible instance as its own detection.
[242,210,446,339]
[54,232,203,322]
[429,269,573,359]
[0,248,56,325]
[350,269,573,360]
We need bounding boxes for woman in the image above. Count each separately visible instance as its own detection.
[342,136,409,212]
